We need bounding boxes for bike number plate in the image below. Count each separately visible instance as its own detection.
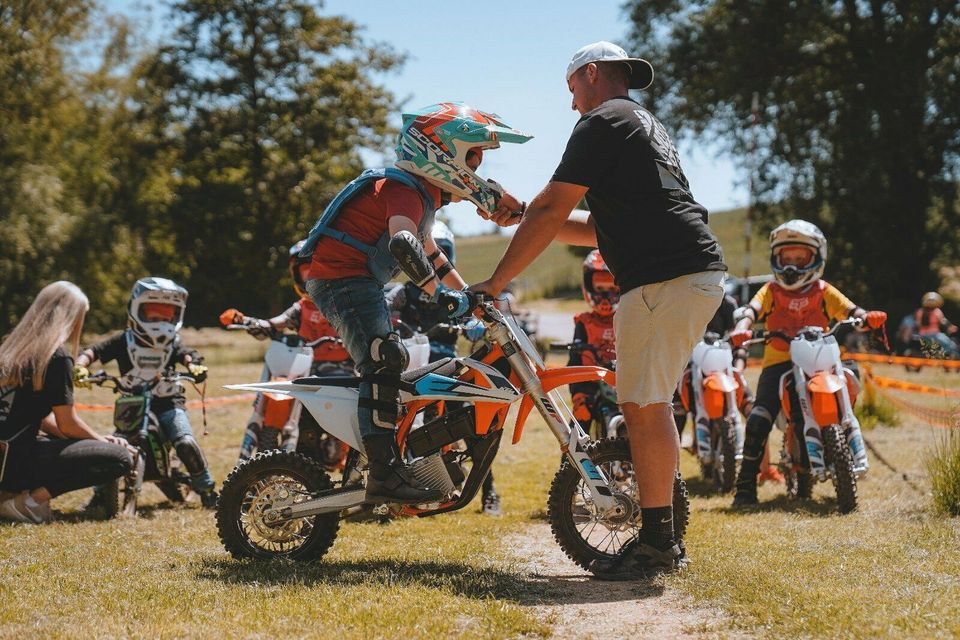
[114,395,148,433]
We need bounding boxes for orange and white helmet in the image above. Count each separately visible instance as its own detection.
[769,219,826,290]
[128,277,187,348]
[582,250,619,317]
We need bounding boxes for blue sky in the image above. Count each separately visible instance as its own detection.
[105,0,747,236]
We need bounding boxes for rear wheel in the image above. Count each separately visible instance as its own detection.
[216,450,339,560]
[547,437,690,570]
[824,425,858,514]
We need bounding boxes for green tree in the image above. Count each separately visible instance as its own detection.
[0,1,140,333]
[137,0,403,323]
[625,0,960,317]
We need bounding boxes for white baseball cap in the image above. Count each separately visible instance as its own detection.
[566,41,654,90]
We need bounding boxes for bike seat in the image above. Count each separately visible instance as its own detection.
[401,357,458,382]
[291,375,362,388]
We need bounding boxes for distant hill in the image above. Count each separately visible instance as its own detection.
[455,207,768,299]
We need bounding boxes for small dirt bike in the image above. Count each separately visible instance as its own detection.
[748,317,870,513]
[549,341,624,441]
[216,296,689,567]
[82,369,203,517]
[221,312,347,462]
[676,334,747,493]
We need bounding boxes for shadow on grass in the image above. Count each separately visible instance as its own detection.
[196,555,663,605]
[712,493,840,517]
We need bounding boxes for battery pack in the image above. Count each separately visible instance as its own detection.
[407,406,476,458]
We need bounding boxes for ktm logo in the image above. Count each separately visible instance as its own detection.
[788,298,810,312]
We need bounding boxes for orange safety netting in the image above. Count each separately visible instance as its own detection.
[76,393,256,412]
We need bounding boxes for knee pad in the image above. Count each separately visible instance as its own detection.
[365,333,408,429]
[743,407,774,461]
[370,333,408,374]
[173,435,208,474]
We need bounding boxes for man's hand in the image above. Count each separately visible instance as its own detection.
[187,363,209,383]
[469,278,505,299]
[478,181,524,227]
[73,365,91,388]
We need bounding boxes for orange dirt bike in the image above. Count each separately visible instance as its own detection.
[215,295,689,566]
[220,310,348,466]
[746,317,871,513]
[676,333,748,493]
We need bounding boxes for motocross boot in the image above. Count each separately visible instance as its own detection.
[198,487,219,509]
[363,433,443,505]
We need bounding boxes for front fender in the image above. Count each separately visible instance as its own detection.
[513,366,616,445]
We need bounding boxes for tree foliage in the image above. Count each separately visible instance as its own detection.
[625,0,960,317]
[0,0,403,334]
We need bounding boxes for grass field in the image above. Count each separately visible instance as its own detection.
[2,331,960,638]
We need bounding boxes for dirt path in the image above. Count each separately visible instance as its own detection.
[508,524,746,639]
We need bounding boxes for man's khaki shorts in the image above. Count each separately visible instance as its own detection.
[614,270,725,407]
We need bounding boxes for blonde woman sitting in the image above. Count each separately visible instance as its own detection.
[0,281,133,523]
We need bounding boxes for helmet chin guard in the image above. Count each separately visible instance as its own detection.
[128,277,187,348]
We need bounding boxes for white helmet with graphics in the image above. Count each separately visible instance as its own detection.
[128,277,188,348]
[769,219,826,290]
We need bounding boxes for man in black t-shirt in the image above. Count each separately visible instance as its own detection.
[473,41,726,580]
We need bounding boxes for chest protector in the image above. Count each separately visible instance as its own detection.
[914,308,944,336]
[298,298,350,362]
[575,312,617,367]
[299,168,436,285]
[123,330,181,398]
[764,281,831,341]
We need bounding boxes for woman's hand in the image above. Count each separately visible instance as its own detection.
[103,434,138,457]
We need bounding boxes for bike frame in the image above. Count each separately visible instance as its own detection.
[226,299,623,520]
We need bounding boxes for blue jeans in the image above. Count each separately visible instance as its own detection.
[306,276,394,438]
[156,407,214,491]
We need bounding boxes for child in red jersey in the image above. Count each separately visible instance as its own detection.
[568,251,619,430]
[728,220,886,507]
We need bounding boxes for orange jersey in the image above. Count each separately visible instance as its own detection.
[914,307,947,336]
[571,311,617,368]
[752,280,855,367]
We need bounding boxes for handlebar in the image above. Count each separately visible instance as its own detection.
[222,319,341,349]
[81,369,199,394]
[740,317,866,346]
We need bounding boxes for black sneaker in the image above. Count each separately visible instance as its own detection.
[589,540,682,581]
[481,488,502,517]
[731,490,759,508]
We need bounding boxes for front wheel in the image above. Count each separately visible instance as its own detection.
[824,425,858,514]
[216,450,340,560]
[547,437,690,570]
[713,419,737,493]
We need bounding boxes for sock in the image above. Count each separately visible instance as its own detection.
[640,505,674,550]
[24,495,42,508]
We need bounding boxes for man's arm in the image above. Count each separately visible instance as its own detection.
[474,181,590,296]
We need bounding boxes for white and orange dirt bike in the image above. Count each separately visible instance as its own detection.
[746,317,872,514]
[676,334,747,493]
[215,295,689,567]
[219,309,351,469]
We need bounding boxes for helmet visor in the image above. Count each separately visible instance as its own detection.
[139,302,181,323]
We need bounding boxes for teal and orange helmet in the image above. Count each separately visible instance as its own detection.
[394,102,532,215]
